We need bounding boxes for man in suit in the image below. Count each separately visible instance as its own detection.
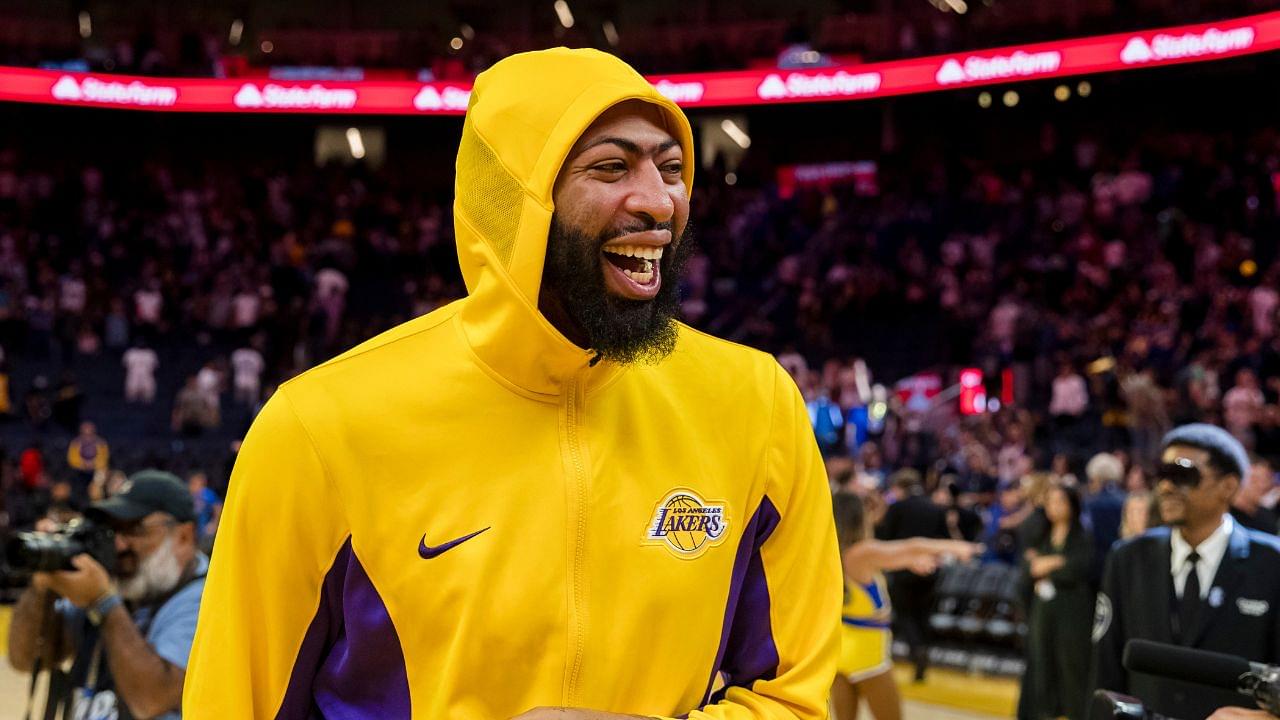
[877,468,946,681]
[1090,424,1280,719]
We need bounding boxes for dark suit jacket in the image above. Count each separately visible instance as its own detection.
[1089,521,1280,720]
[876,493,945,541]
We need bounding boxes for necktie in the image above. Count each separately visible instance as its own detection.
[1179,551,1201,640]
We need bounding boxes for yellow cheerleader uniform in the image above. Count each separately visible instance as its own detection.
[838,573,893,681]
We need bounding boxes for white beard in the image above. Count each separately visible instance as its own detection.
[119,535,183,602]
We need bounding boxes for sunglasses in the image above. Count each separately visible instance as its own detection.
[1155,457,1203,489]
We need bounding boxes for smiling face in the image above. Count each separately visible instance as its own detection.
[1156,444,1238,528]
[540,100,693,364]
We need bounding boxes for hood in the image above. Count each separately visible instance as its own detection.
[453,47,695,398]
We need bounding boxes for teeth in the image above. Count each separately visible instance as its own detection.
[605,245,664,260]
[623,268,655,285]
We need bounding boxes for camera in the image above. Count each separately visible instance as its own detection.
[4,519,117,576]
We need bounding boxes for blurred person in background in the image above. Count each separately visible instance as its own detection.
[831,492,979,720]
[1224,368,1265,445]
[933,475,983,542]
[171,375,215,436]
[1231,454,1277,534]
[1119,491,1153,540]
[66,420,109,506]
[1019,481,1093,720]
[983,480,1030,564]
[1049,360,1089,453]
[1017,472,1053,554]
[1090,424,1280,720]
[230,338,265,406]
[877,468,946,681]
[187,470,222,551]
[1084,452,1126,579]
[123,339,159,404]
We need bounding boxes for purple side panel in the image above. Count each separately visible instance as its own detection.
[275,537,412,719]
[700,496,782,706]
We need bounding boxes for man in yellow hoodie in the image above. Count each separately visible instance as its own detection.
[184,47,840,719]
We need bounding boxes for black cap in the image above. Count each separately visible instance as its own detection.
[87,469,196,524]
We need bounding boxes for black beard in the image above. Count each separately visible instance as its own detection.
[541,216,693,365]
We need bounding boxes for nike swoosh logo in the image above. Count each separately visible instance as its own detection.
[418,527,491,559]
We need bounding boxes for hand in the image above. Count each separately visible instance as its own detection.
[35,554,113,609]
[1029,554,1066,579]
[1207,707,1278,720]
[907,556,939,576]
[944,541,983,563]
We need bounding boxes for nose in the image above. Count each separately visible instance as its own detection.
[115,534,130,553]
[623,161,675,226]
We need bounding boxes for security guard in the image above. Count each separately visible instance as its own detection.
[1089,424,1280,720]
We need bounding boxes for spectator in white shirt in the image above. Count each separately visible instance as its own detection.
[1049,362,1089,418]
[122,341,159,404]
[230,341,265,406]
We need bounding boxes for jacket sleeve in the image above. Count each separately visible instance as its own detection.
[1088,546,1127,702]
[660,364,841,720]
[183,388,351,718]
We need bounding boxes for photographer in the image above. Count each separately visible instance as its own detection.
[7,470,207,719]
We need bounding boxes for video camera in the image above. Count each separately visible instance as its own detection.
[3,518,117,577]
[1089,640,1280,720]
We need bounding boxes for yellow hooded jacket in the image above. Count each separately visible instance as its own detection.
[184,48,840,719]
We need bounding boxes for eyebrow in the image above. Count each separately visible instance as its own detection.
[579,136,680,157]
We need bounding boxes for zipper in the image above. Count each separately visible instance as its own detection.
[563,370,590,704]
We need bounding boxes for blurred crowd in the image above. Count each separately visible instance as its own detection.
[0,112,1279,530]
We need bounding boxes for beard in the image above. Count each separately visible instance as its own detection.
[541,215,694,365]
[119,535,184,601]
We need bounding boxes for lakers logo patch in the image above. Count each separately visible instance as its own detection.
[644,489,729,558]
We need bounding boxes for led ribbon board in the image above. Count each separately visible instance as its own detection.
[0,11,1275,114]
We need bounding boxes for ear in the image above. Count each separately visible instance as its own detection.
[1221,474,1241,501]
[178,521,197,547]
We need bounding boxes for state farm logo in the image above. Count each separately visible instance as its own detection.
[232,83,357,109]
[653,80,705,104]
[50,75,178,106]
[934,50,1062,85]
[412,85,471,111]
[756,71,881,100]
[1120,27,1255,65]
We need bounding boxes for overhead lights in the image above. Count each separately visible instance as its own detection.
[78,11,92,39]
[460,24,475,40]
[1054,84,1070,101]
[450,37,464,50]
[720,119,751,149]
[260,40,274,54]
[943,0,969,14]
[977,91,992,108]
[1002,90,1019,106]
[602,20,619,47]
[554,1,575,29]
[229,19,244,46]
[1077,80,1092,96]
[346,128,366,160]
